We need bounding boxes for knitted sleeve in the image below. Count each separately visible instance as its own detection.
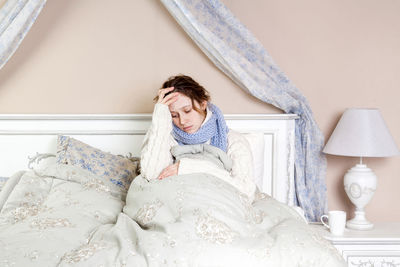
[227,130,257,198]
[140,103,175,180]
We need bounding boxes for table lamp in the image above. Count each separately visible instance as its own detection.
[323,108,400,230]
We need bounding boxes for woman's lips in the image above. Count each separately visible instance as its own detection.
[183,126,192,132]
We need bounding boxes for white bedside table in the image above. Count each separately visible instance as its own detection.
[311,222,400,266]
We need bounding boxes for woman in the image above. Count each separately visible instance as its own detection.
[140,75,256,198]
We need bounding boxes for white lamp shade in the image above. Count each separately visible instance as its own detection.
[323,108,400,157]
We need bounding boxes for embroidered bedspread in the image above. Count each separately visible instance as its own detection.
[0,157,345,266]
[57,174,344,266]
[0,164,125,266]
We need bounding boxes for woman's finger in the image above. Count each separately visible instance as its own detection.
[164,166,174,175]
[165,164,178,177]
[158,168,168,179]
[161,92,178,102]
[163,93,179,106]
[161,87,174,92]
[158,87,174,94]
[158,162,179,179]
[157,87,175,103]
[160,169,173,179]
[158,166,172,179]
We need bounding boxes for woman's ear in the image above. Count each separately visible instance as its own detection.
[200,100,207,111]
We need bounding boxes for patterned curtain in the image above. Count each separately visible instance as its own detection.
[160,0,327,222]
[0,0,47,69]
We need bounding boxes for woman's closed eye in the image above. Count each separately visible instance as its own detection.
[171,109,191,118]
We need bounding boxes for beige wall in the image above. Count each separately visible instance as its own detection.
[0,0,399,222]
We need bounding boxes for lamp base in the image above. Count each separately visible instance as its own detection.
[346,211,374,230]
[344,164,377,231]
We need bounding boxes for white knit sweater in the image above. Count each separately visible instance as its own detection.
[140,103,256,198]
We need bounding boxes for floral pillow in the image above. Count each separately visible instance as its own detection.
[56,135,140,193]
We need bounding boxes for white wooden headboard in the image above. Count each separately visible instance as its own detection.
[0,114,297,205]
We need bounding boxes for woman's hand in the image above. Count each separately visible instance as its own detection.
[158,161,180,180]
[157,87,179,106]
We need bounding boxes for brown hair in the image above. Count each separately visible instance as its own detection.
[154,75,211,113]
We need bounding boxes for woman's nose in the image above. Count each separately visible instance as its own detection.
[179,115,188,125]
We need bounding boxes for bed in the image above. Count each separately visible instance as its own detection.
[0,114,345,266]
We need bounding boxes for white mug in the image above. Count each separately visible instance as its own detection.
[320,210,346,236]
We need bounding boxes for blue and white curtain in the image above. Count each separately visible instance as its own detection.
[160,0,327,222]
[0,0,46,69]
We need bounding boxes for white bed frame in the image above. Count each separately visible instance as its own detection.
[0,114,298,205]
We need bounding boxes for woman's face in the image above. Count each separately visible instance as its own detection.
[169,93,207,134]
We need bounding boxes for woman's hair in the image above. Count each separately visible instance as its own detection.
[154,75,210,113]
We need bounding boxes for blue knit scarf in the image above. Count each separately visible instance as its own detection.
[172,103,229,152]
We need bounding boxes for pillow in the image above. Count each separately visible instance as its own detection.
[242,132,265,190]
[27,152,56,170]
[56,136,139,193]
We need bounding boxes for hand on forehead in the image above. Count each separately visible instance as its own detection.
[169,93,193,112]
